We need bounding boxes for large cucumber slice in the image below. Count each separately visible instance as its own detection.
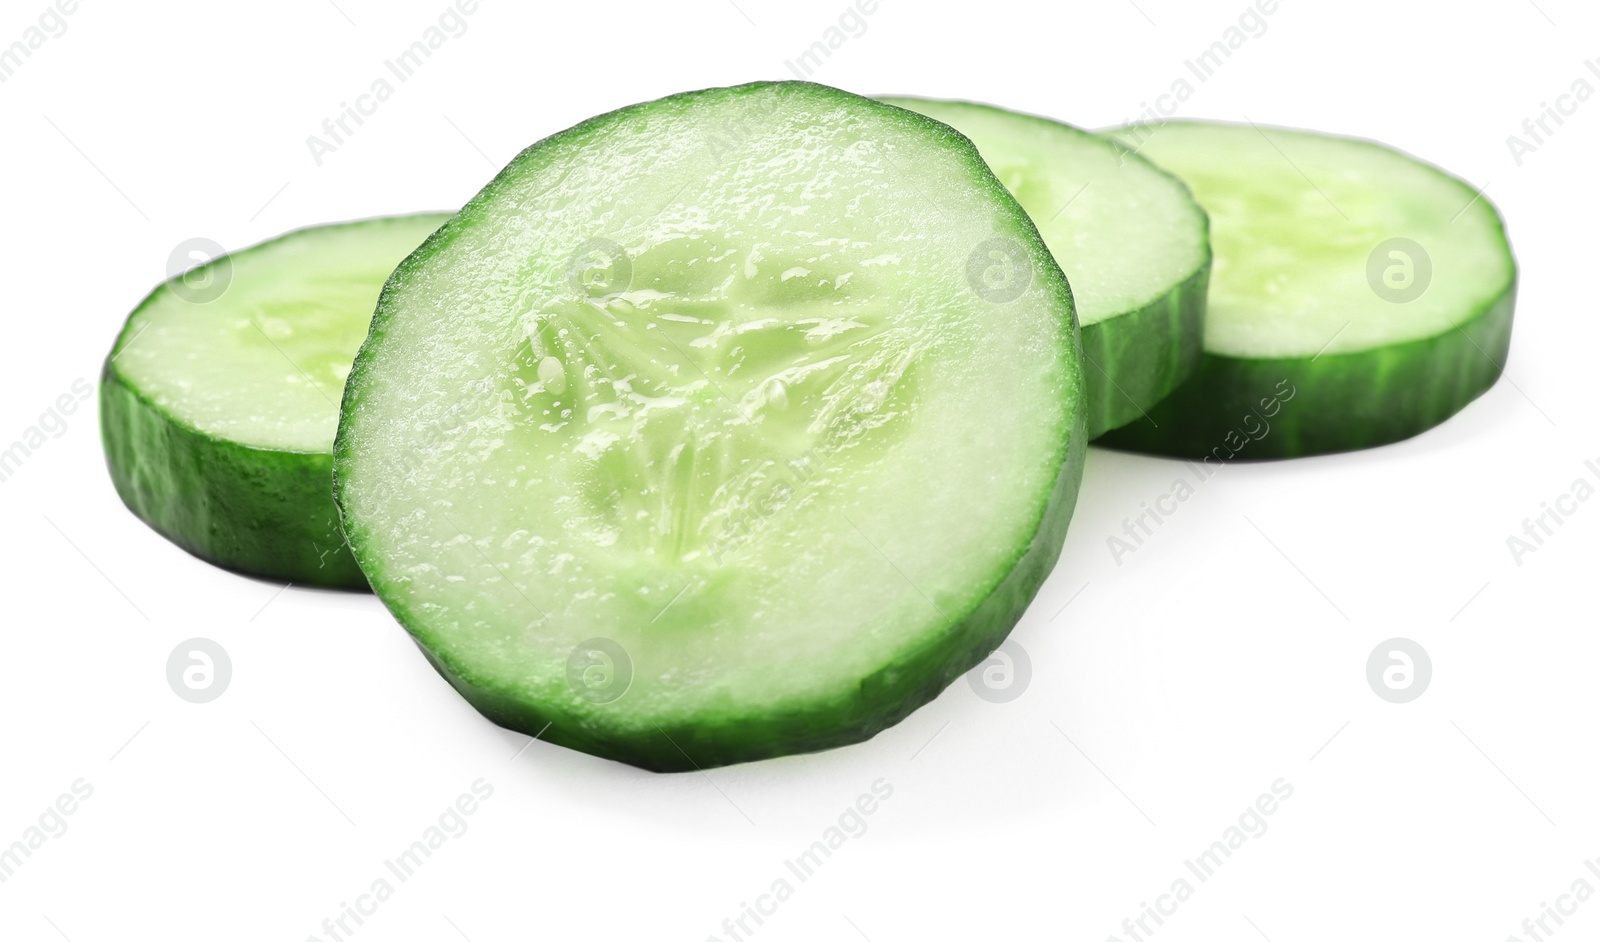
[1098,121,1516,458]
[881,97,1210,437]
[101,214,450,587]
[334,82,1087,771]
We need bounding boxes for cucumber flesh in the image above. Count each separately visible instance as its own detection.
[881,97,1210,437]
[1098,121,1516,458]
[101,214,451,587]
[334,82,1087,771]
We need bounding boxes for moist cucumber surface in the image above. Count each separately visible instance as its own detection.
[101,214,450,587]
[334,82,1087,771]
[881,97,1210,437]
[1098,121,1516,458]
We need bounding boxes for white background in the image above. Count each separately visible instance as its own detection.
[1,0,1595,939]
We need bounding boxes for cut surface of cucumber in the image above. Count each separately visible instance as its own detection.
[335,82,1087,771]
[1098,121,1516,458]
[101,214,450,587]
[881,97,1209,437]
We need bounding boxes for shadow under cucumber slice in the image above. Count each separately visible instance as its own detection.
[881,97,1211,438]
[1097,121,1516,460]
[334,82,1087,771]
[101,213,451,588]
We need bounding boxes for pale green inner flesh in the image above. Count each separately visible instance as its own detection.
[1109,122,1513,358]
[341,87,1078,730]
[115,215,450,452]
[883,97,1207,326]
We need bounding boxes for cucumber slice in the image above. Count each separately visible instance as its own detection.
[101,214,451,587]
[1097,121,1516,458]
[880,97,1210,437]
[334,82,1087,771]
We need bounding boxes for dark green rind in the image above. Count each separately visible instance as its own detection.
[878,97,1211,440]
[417,424,1084,772]
[335,81,1088,771]
[1097,120,1518,460]
[1082,263,1209,438]
[100,366,365,588]
[100,214,450,588]
[1096,283,1516,459]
